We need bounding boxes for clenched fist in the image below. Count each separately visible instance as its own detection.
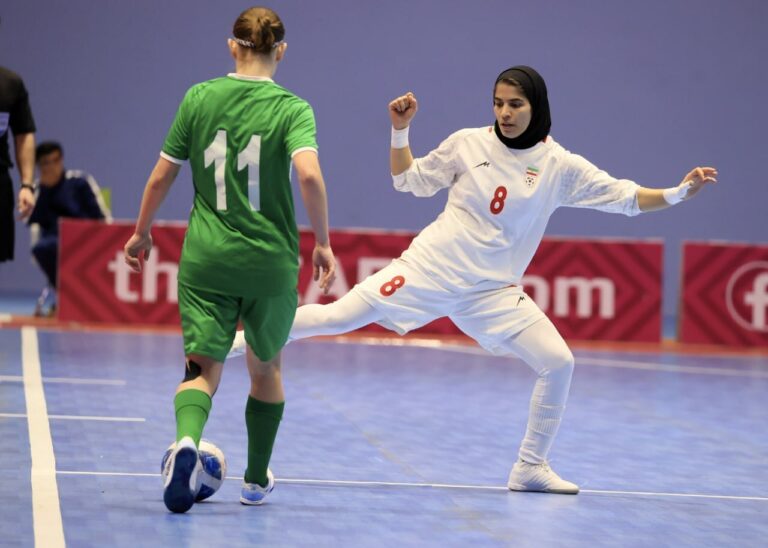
[389,92,418,130]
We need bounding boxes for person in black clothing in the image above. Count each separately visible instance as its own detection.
[0,65,36,262]
[27,141,110,307]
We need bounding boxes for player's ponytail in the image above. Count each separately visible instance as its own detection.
[233,6,285,55]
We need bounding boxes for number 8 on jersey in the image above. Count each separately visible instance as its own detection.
[490,186,507,215]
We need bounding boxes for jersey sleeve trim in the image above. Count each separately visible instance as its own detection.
[160,151,185,165]
[69,169,113,222]
[290,146,318,158]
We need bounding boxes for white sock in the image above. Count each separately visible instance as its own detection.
[519,401,567,464]
[498,318,575,464]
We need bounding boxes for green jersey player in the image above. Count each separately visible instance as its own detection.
[124,6,336,513]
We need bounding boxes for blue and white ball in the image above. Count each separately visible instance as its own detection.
[161,439,227,501]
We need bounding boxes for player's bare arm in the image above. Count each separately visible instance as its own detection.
[293,149,336,294]
[15,132,36,219]
[124,156,181,272]
[389,92,417,176]
[637,166,718,212]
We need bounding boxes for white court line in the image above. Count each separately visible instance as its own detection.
[1,413,145,422]
[22,327,65,548]
[0,375,127,386]
[573,356,768,378]
[578,489,768,502]
[431,344,768,378]
[55,470,768,502]
[274,478,768,502]
[59,471,160,478]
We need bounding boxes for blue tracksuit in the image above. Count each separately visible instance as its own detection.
[27,169,109,287]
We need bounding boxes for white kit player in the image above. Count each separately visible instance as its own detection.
[230,65,717,494]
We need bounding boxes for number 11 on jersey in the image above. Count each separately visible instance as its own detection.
[204,129,262,212]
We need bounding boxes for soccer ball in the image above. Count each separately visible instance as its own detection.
[161,439,227,502]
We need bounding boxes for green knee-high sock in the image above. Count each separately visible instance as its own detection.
[244,397,285,487]
[174,389,212,446]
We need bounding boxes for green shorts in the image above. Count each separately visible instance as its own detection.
[177,282,298,362]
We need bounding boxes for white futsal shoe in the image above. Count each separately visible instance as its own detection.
[507,459,579,495]
[240,468,275,505]
[227,330,248,359]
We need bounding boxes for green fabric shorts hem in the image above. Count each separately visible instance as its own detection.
[178,282,298,362]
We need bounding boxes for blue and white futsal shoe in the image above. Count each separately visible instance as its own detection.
[163,436,202,513]
[240,468,275,505]
[507,459,579,495]
[227,330,248,359]
[33,286,56,317]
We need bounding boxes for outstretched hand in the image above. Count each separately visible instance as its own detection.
[680,166,718,200]
[389,92,418,129]
[312,243,336,295]
[124,232,152,273]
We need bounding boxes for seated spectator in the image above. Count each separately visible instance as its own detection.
[28,141,111,315]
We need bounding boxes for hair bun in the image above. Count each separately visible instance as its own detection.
[233,7,285,54]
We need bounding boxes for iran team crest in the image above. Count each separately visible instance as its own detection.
[525,166,540,187]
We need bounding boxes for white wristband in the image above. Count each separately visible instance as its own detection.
[662,181,693,205]
[391,126,410,149]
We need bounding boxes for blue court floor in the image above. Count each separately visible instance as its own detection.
[1,327,767,547]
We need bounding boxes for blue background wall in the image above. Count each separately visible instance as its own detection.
[1,0,766,317]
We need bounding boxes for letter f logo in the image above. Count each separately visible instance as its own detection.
[745,272,768,330]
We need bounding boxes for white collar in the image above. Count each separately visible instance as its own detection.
[227,73,274,82]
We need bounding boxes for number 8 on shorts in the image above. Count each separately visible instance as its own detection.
[380,275,406,297]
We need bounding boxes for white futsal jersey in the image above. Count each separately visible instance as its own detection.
[395,126,641,289]
[352,126,641,350]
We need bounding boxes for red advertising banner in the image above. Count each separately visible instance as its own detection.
[524,238,662,343]
[59,219,663,342]
[680,242,768,347]
[59,219,187,324]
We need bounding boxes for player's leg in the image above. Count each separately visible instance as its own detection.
[452,287,577,494]
[289,258,454,339]
[31,235,58,316]
[240,350,282,504]
[0,171,14,263]
[229,260,455,357]
[164,354,223,513]
[228,291,380,357]
[496,317,578,494]
[31,234,58,288]
[175,283,238,445]
[174,354,223,447]
[164,283,238,513]
[227,259,453,358]
[238,291,296,505]
[291,291,382,339]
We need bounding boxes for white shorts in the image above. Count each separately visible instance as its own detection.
[352,258,546,354]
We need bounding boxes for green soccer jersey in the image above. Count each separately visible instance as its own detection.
[161,74,317,297]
